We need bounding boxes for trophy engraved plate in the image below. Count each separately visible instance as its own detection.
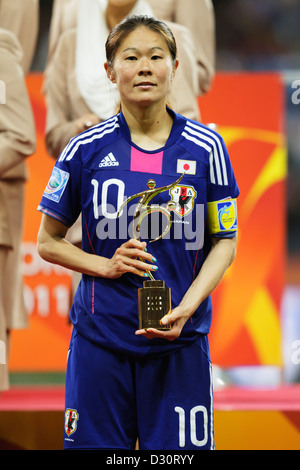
[138,280,171,330]
[117,173,184,330]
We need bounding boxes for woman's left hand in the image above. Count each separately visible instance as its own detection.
[135,305,191,342]
[135,237,238,342]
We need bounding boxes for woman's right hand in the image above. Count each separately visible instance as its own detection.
[37,215,158,280]
[104,239,158,279]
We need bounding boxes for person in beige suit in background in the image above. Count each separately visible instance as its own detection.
[0,28,36,391]
[47,0,215,106]
[147,0,215,96]
[0,0,39,75]
[44,0,203,160]
[0,0,38,391]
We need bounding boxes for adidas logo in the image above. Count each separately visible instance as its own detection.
[99,152,119,167]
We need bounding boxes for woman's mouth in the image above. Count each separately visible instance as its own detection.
[134,82,156,89]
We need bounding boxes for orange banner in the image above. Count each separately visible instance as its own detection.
[199,73,286,366]
[9,72,286,371]
[10,74,73,371]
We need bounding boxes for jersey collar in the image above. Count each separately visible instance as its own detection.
[118,107,186,153]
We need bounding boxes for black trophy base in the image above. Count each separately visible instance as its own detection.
[138,280,171,330]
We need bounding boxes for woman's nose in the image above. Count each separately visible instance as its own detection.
[138,58,152,75]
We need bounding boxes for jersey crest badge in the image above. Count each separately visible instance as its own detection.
[43,167,70,203]
[169,185,197,217]
[64,408,79,437]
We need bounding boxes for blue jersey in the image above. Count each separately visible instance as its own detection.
[38,109,239,357]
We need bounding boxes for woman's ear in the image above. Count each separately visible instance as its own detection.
[104,62,116,83]
[173,58,179,78]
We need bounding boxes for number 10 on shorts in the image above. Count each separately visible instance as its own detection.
[175,406,209,448]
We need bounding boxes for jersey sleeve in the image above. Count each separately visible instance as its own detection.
[206,133,239,238]
[37,140,82,227]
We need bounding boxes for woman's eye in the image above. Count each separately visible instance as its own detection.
[126,56,137,61]
[152,55,162,60]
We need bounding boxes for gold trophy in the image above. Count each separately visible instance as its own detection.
[117,174,184,330]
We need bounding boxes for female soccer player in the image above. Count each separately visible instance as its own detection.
[37,15,239,450]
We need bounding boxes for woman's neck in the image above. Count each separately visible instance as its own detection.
[122,102,174,151]
[106,2,136,30]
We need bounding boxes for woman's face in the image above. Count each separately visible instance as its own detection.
[106,26,178,109]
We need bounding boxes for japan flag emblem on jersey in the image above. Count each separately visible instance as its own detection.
[177,159,196,175]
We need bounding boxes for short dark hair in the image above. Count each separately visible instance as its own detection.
[105,15,177,67]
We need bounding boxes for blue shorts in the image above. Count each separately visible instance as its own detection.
[64,329,214,450]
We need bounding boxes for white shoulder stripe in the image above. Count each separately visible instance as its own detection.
[209,151,216,184]
[183,122,228,186]
[184,125,222,185]
[65,123,119,161]
[58,116,119,162]
[181,131,211,152]
[59,116,118,162]
[182,130,216,182]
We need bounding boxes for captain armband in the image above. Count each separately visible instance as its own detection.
[207,198,238,235]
